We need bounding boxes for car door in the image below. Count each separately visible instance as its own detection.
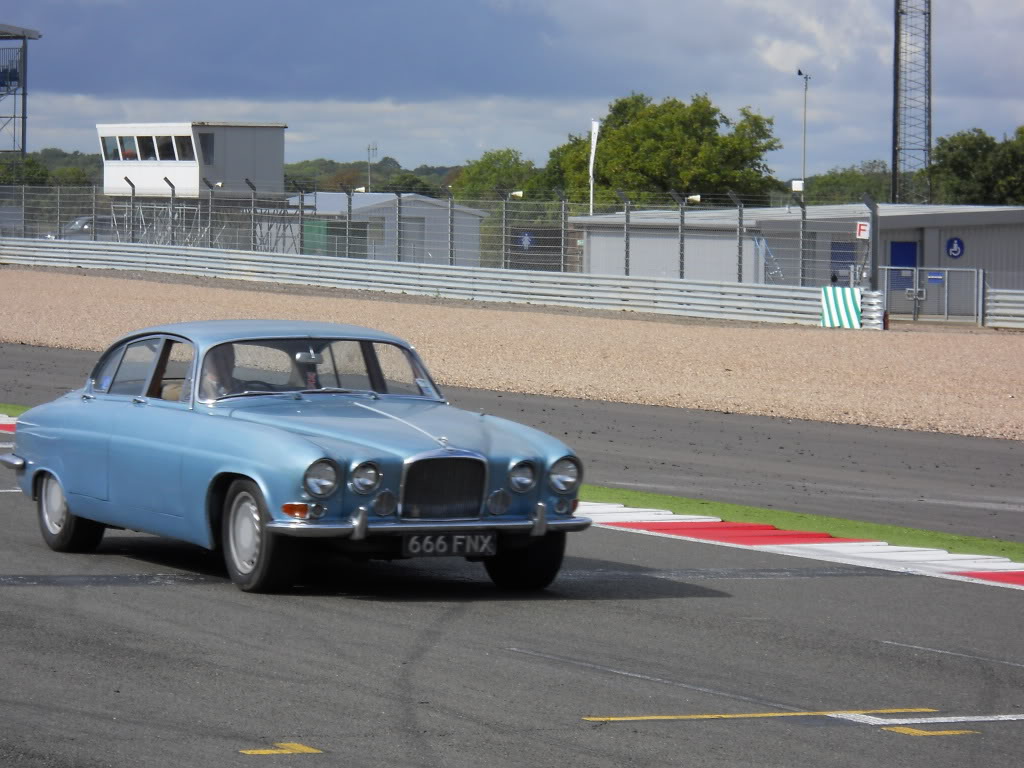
[60,343,125,503]
[105,336,198,539]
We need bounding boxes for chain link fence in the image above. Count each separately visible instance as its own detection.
[0,184,870,286]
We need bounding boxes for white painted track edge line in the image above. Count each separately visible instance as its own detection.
[593,524,1024,591]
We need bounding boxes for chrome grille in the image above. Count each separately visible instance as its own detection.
[401,457,486,519]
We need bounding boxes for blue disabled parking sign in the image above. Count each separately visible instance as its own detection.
[946,237,965,259]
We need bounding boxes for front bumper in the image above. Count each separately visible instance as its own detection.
[266,501,591,540]
[0,453,25,472]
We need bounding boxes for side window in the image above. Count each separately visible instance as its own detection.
[101,136,120,161]
[372,343,422,396]
[137,136,157,160]
[153,340,195,402]
[155,136,176,160]
[91,346,125,393]
[108,338,161,396]
[174,136,196,161]
[119,136,138,160]
[198,133,214,165]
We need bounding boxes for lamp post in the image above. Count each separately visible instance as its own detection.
[366,143,377,192]
[797,69,811,203]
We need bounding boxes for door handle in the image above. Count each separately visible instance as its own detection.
[131,396,148,405]
[81,393,95,401]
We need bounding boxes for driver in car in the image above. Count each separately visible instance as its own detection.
[200,344,241,400]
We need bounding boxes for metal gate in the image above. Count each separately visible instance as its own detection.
[880,266,982,322]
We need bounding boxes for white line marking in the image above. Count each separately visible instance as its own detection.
[880,641,1024,670]
[1,489,21,493]
[832,712,1024,726]
[507,648,798,711]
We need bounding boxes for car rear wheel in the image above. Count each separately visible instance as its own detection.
[37,473,105,553]
[484,532,566,590]
[222,479,294,593]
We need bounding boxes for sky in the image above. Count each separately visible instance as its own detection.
[6,0,1024,181]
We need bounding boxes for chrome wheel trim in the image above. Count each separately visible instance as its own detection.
[41,475,68,535]
[228,491,262,575]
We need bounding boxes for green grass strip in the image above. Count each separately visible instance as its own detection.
[580,485,1024,563]
[0,403,28,417]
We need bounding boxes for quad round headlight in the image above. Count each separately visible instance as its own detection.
[508,461,536,493]
[304,459,339,498]
[548,457,582,494]
[350,462,381,494]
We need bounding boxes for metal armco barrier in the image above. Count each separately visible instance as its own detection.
[985,289,1024,329]
[0,239,885,329]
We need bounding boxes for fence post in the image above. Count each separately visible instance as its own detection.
[202,177,215,248]
[500,195,508,269]
[163,177,175,246]
[558,191,567,273]
[345,189,352,259]
[862,194,880,291]
[20,185,26,238]
[798,198,807,286]
[977,268,985,327]
[91,184,98,242]
[124,176,136,243]
[245,178,256,251]
[298,190,305,255]
[728,190,743,282]
[446,187,455,266]
[668,190,698,280]
[615,189,631,277]
[395,192,403,262]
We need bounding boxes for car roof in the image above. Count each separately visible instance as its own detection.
[115,319,410,349]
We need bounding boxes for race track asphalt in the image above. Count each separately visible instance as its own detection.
[0,343,1021,768]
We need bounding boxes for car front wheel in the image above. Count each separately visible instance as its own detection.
[37,473,105,553]
[484,532,566,590]
[222,479,294,592]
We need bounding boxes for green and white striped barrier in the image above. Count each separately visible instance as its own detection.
[820,286,862,329]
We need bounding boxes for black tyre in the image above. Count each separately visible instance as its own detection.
[222,478,295,593]
[484,532,566,591]
[37,473,105,553]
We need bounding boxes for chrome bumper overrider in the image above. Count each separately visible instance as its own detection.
[0,454,25,471]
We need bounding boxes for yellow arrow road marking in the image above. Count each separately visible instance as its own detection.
[240,742,323,755]
[584,708,937,722]
[883,727,979,736]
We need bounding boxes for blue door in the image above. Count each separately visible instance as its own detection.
[889,241,917,291]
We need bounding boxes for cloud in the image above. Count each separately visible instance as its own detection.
[15,0,1024,182]
[28,92,610,168]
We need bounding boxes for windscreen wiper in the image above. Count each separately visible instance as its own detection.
[297,387,379,399]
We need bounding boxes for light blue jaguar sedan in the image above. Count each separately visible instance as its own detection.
[0,320,589,592]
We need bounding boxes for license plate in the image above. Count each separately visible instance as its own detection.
[402,533,496,557]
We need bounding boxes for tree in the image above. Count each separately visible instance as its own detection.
[0,156,49,184]
[379,171,437,196]
[991,126,1024,204]
[806,160,890,204]
[931,128,1001,204]
[49,167,93,186]
[541,92,782,204]
[449,148,538,201]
